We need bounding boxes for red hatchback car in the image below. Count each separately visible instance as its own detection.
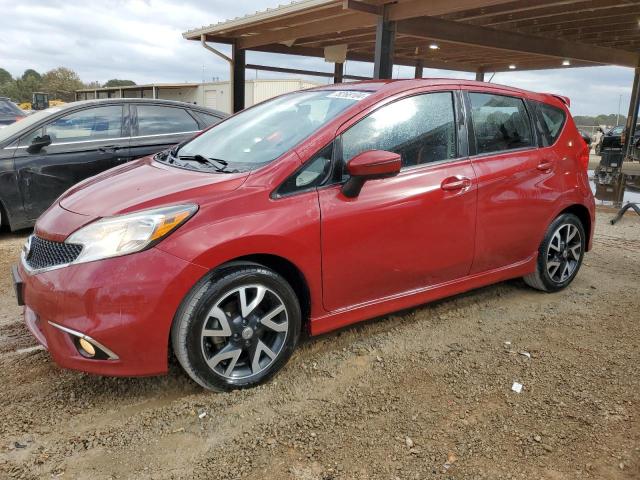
[14,79,594,391]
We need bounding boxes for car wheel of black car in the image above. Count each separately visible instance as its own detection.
[524,213,585,292]
[171,264,301,391]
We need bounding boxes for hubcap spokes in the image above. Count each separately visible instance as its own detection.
[546,224,582,283]
[201,285,288,380]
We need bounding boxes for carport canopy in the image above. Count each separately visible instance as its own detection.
[184,0,640,157]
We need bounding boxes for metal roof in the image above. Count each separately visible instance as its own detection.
[184,0,640,72]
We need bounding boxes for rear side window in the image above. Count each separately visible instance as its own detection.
[136,106,199,136]
[341,91,457,170]
[534,101,566,147]
[469,93,532,154]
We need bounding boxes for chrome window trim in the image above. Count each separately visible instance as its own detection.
[4,130,201,150]
[47,321,120,360]
[129,130,199,139]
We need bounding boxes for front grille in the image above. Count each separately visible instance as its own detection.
[25,236,83,270]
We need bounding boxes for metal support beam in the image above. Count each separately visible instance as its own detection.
[232,43,246,113]
[373,7,395,79]
[334,62,344,83]
[475,68,485,82]
[397,15,639,68]
[624,61,640,160]
[414,60,423,79]
[246,63,368,80]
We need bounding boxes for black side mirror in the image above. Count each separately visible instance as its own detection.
[27,134,52,154]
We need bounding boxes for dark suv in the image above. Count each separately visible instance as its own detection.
[0,97,26,127]
[0,98,226,230]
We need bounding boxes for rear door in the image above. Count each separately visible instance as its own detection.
[319,89,477,311]
[13,104,128,220]
[465,90,552,274]
[127,104,202,160]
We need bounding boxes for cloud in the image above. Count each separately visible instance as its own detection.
[0,0,634,116]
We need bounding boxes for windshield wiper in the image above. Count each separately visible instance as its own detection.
[178,154,235,173]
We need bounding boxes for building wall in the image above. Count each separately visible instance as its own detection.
[76,79,322,112]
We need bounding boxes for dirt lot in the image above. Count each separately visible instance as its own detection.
[0,209,638,480]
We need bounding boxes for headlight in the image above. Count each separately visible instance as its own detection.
[67,204,197,265]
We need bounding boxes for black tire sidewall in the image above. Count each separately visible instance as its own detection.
[174,266,301,391]
[536,213,586,292]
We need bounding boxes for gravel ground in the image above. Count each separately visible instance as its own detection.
[0,209,638,480]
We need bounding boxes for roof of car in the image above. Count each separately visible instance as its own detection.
[55,98,226,116]
[308,78,565,109]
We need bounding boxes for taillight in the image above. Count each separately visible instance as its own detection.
[578,141,589,170]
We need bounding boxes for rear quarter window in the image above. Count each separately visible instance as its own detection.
[534,101,566,147]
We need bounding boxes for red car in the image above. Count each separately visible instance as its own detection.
[14,80,594,391]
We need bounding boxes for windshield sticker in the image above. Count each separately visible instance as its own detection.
[326,91,371,101]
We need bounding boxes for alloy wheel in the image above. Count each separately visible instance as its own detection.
[200,284,289,380]
[545,223,582,284]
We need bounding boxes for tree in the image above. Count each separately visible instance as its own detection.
[41,67,84,102]
[21,69,41,82]
[103,79,136,87]
[0,68,12,85]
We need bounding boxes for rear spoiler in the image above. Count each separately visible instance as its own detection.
[549,94,570,107]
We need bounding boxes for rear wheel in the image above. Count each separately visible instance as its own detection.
[171,265,301,391]
[524,213,585,292]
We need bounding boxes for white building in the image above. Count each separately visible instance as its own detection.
[75,78,322,113]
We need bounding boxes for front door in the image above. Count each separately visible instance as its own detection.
[319,90,477,312]
[13,104,128,220]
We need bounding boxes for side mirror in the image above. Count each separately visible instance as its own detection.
[342,150,401,198]
[27,134,51,154]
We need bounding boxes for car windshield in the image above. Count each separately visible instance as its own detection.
[175,90,371,171]
[610,126,624,135]
[0,106,64,141]
[0,100,23,116]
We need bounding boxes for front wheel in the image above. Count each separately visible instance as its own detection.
[171,265,301,391]
[524,213,585,292]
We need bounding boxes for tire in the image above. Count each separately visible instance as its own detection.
[524,213,586,292]
[171,264,301,392]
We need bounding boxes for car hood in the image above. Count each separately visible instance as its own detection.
[58,157,250,217]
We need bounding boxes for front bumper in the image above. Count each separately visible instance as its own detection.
[17,247,208,377]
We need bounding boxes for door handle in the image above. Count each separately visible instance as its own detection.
[441,176,471,191]
[98,145,122,153]
[537,160,554,171]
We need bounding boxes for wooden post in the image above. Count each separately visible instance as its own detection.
[334,62,344,83]
[232,42,246,113]
[624,62,640,160]
[475,68,485,82]
[373,6,395,79]
[414,60,423,79]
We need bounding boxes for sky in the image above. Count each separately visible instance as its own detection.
[0,0,635,117]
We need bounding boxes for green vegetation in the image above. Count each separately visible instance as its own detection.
[0,67,136,104]
[573,114,626,127]
[103,79,137,87]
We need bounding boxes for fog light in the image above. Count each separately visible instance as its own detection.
[78,338,96,357]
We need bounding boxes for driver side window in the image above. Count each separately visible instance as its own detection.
[45,105,123,144]
[340,91,457,175]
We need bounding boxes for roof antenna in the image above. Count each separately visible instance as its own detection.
[487,72,496,83]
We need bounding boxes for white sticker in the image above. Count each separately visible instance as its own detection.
[327,91,371,101]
